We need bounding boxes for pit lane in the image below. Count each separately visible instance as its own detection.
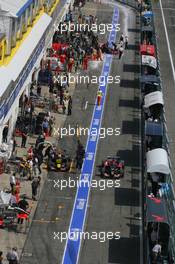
[20,2,142,264]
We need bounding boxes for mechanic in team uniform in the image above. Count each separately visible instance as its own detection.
[97,88,103,106]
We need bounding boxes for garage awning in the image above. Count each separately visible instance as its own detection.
[0,190,11,205]
[0,13,52,98]
[145,121,163,136]
[146,148,170,174]
[147,195,168,223]
[142,11,153,18]
[140,75,160,84]
[144,91,164,108]
[142,55,157,69]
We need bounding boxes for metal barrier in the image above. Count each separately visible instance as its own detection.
[115,0,139,10]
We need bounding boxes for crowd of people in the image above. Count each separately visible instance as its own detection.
[15,94,56,139]
[41,8,129,115]
[8,133,45,204]
[101,33,128,58]
[39,10,129,125]
[52,11,101,68]
[18,133,47,179]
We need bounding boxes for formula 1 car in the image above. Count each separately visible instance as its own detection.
[47,151,71,172]
[0,204,30,228]
[99,156,124,179]
[100,42,119,55]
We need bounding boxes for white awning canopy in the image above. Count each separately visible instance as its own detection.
[142,55,157,69]
[146,148,170,174]
[0,0,33,17]
[0,13,52,98]
[0,190,11,205]
[144,91,164,108]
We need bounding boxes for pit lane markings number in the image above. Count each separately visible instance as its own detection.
[76,199,86,210]
[81,173,90,182]
[93,118,100,126]
[90,135,97,142]
[105,62,110,67]
[86,152,94,160]
[69,228,81,241]
[96,105,102,111]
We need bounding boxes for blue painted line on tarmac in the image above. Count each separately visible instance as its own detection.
[61,6,119,264]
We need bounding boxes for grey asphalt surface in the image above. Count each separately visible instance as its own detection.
[151,0,175,189]
[20,2,141,264]
[79,3,141,264]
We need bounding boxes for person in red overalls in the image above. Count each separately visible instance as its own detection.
[27,146,33,159]
[97,48,103,61]
[60,53,66,64]
[83,55,88,71]
[97,88,103,106]
[67,57,74,72]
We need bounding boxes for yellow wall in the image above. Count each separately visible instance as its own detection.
[2,8,44,66]
[48,0,60,16]
[0,38,6,65]
[0,0,60,66]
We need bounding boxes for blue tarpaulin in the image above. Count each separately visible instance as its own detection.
[142,11,153,18]
[145,121,163,136]
[141,75,160,84]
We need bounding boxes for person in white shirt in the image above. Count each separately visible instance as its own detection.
[33,156,39,176]
[27,159,33,180]
[63,96,69,115]
[152,241,161,261]
[152,243,161,253]
[6,247,19,264]
[9,173,16,193]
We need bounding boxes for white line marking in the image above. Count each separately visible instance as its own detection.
[159,0,175,83]
[85,101,88,109]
